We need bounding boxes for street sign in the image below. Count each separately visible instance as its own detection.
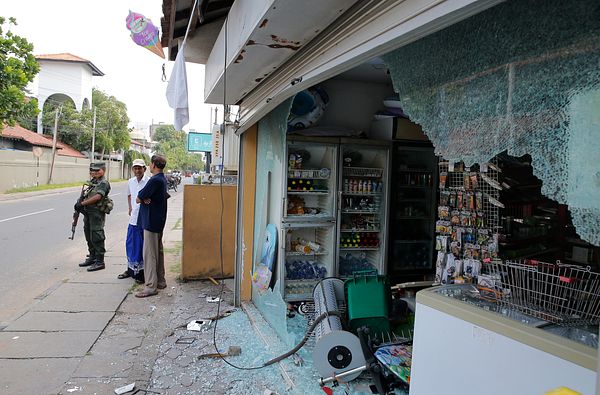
[187,132,212,152]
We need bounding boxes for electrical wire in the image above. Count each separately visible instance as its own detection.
[200,2,323,373]
[209,8,268,371]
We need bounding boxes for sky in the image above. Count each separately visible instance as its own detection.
[3,0,218,135]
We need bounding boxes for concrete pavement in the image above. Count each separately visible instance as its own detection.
[0,182,339,395]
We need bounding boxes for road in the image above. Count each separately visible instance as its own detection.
[0,179,185,326]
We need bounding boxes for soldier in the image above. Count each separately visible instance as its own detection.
[75,162,111,272]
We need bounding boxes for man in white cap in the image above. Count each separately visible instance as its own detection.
[118,158,150,282]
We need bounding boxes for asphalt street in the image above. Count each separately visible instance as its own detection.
[0,181,131,326]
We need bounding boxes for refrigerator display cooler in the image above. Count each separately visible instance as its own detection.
[283,222,336,301]
[337,142,390,278]
[284,139,338,222]
[281,137,390,301]
[387,144,437,281]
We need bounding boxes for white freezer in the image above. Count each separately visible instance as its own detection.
[410,286,597,395]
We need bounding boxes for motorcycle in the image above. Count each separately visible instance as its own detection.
[167,175,178,192]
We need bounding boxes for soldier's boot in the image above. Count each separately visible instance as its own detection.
[79,255,95,267]
[87,257,105,272]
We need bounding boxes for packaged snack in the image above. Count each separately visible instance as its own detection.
[454,259,463,278]
[440,190,450,206]
[450,241,461,256]
[442,254,456,284]
[476,212,485,228]
[439,172,448,189]
[449,191,457,208]
[463,173,471,190]
[450,210,461,225]
[477,229,490,245]
[434,252,446,284]
[475,192,483,210]
[467,192,475,210]
[435,235,448,252]
[457,191,464,209]
[438,206,450,220]
[436,220,452,234]
[460,211,471,227]
[464,228,476,244]
[470,173,479,189]
[464,259,481,278]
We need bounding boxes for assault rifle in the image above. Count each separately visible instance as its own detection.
[69,182,92,240]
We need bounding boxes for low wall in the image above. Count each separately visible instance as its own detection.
[0,149,123,192]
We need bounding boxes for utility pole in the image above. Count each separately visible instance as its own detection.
[91,107,96,165]
[48,105,63,184]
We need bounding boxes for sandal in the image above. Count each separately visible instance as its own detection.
[117,271,130,279]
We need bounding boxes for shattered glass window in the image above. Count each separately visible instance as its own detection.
[383,0,600,245]
[253,99,294,343]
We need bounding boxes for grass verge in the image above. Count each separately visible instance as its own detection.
[6,181,86,193]
[5,178,127,194]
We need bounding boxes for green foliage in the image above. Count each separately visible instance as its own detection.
[0,16,40,127]
[124,149,150,166]
[153,124,205,171]
[40,88,130,154]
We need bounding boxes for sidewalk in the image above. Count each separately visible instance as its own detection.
[0,186,353,395]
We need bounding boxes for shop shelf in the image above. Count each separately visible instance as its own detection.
[288,169,330,179]
[287,191,329,195]
[342,192,381,196]
[285,250,328,256]
[340,229,380,233]
[342,167,384,178]
[339,247,380,251]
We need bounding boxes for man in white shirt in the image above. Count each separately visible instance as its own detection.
[118,159,150,282]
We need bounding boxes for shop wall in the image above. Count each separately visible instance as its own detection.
[318,79,394,132]
[383,0,600,245]
[252,99,294,344]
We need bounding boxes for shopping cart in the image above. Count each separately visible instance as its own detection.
[482,260,600,326]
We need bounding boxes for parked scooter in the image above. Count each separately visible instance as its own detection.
[167,174,178,192]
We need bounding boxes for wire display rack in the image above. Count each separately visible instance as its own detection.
[435,159,501,278]
[484,260,600,326]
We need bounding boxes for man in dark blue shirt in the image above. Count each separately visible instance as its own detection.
[135,154,168,297]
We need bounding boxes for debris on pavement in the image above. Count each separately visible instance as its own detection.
[175,337,196,345]
[208,277,220,285]
[186,319,211,331]
[206,309,235,321]
[114,382,135,394]
[206,296,221,303]
[198,345,242,359]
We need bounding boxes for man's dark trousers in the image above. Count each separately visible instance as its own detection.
[83,208,106,262]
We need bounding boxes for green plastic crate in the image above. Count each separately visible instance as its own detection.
[344,273,391,336]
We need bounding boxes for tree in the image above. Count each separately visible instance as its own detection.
[153,124,204,171]
[124,149,150,166]
[0,17,40,128]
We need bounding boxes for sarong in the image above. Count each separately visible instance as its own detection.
[126,224,145,281]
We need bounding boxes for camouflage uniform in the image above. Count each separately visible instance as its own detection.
[83,173,111,264]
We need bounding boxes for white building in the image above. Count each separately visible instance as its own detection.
[29,53,104,133]
[129,129,154,157]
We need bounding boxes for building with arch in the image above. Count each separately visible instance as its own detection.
[30,53,104,133]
